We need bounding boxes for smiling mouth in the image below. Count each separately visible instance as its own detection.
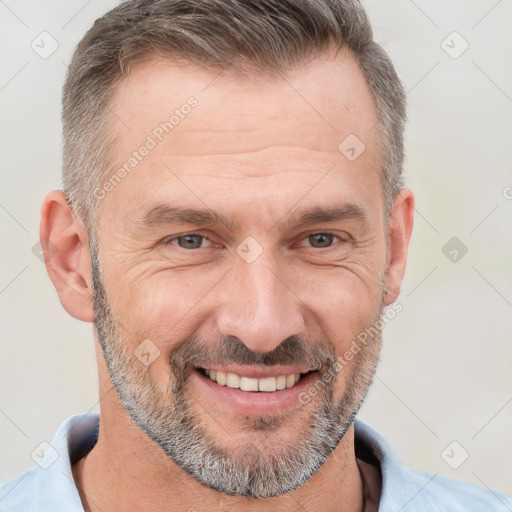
[194,367,316,392]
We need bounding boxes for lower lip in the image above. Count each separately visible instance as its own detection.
[189,367,320,414]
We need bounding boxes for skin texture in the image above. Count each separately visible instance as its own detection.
[41,48,414,511]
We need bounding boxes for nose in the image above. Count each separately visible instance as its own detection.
[215,250,305,353]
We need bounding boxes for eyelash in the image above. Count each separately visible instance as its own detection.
[163,232,347,250]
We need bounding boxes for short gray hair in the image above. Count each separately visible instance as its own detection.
[62,0,406,231]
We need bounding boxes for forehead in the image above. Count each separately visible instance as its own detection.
[101,50,382,231]
[111,50,378,150]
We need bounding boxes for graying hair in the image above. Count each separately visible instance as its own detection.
[62,0,406,231]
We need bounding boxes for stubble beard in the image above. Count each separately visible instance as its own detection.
[90,247,384,499]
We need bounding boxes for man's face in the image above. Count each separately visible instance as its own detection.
[92,50,389,498]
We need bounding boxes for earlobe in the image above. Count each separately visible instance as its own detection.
[384,187,415,306]
[40,190,94,322]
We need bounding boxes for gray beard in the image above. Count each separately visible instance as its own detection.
[90,246,383,499]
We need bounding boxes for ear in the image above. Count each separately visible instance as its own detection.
[40,190,94,322]
[384,187,414,306]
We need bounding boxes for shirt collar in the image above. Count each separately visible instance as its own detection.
[37,413,403,509]
[36,413,99,511]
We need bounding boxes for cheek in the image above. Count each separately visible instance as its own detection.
[111,268,224,352]
[294,266,384,346]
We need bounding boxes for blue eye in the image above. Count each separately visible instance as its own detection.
[163,232,344,251]
[170,234,206,249]
[306,233,336,248]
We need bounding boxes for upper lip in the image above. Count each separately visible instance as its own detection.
[194,364,316,379]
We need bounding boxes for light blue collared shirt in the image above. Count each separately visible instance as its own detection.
[1,413,511,510]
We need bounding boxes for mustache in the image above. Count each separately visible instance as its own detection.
[169,334,338,373]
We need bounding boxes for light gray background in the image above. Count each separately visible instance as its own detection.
[1,0,511,497]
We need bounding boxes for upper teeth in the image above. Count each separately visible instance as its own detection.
[204,369,301,392]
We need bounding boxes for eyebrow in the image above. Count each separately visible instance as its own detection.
[290,204,367,229]
[138,205,235,230]
[136,203,367,231]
